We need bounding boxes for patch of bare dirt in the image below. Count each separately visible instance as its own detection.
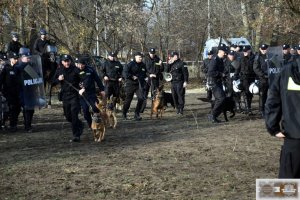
[0,85,282,200]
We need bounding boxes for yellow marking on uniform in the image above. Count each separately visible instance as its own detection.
[287,77,300,91]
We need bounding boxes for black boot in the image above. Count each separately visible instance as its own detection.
[122,112,128,120]
[134,112,142,121]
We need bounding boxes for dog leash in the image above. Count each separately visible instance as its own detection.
[62,79,94,111]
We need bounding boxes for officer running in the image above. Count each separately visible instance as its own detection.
[122,52,147,120]
[101,51,123,107]
[53,54,84,142]
[77,57,105,129]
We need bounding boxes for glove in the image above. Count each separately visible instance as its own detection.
[150,74,156,78]
[183,82,187,88]
[104,76,109,81]
[118,78,122,82]
[79,88,85,96]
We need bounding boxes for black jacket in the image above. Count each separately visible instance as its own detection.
[101,60,123,81]
[33,38,50,55]
[144,54,163,76]
[283,53,294,65]
[166,59,188,83]
[7,41,22,54]
[265,63,300,138]
[0,63,20,101]
[202,58,212,74]
[207,56,224,84]
[238,53,256,79]
[253,53,268,79]
[53,65,81,101]
[124,60,147,86]
[79,66,104,95]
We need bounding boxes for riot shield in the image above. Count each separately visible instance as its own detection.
[22,55,46,109]
[267,46,283,86]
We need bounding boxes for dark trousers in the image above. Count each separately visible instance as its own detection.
[279,138,300,178]
[63,98,83,138]
[80,94,99,128]
[140,78,159,112]
[241,77,254,109]
[211,83,226,117]
[259,79,268,113]
[206,90,212,100]
[171,81,185,110]
[123,83,144,115]
[9,101,21,128]
[105,81,120,99]
[23,109,34,130]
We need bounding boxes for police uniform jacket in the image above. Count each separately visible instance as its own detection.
[202,58,211,74]
[53,64,81,101]
[124,60,147,86]
[80,66,104,95]
[283,53,294,65]
[144,54,163,77]
[102,60,123,81]
[238,53,256,79]
[0,63,20,101]
[166,59,188,83]
[33,39,50,55]
[207,56,224,84]
[253,53,268,79]
[7,41,22,54]
[265,63,300,139]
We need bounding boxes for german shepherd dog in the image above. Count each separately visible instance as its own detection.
[151,85,165,119]
[96,97,117,129]
[211,96,235,121]
[90,112,105,142]
[115,80,126,111]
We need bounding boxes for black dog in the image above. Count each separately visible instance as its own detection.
[163,92,175,108]
[211,97,235,121]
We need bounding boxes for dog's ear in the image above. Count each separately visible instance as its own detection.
[158,84,164,91]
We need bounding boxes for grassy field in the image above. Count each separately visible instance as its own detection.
[0,87,282,200]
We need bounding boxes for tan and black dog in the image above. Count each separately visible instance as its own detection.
[150,85,165,119]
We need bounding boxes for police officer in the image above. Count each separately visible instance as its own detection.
[53,54,83,142]
[122,52,147,120]
[207,44,227,123]
[201,50,213,101]
[15,48,36,132]
[33,29,51,78]
[33,29,50,56]
[282,44,294,65]
[77,57,105,128]
[140,48,163,112]
[7,32,23,55]
[166,51,188,115]
[0,52,21,132]
[253,44,269,118]
[238,46,256,114]
[101,52,123,106]
[224,50,240,96]
[265,56,300,178]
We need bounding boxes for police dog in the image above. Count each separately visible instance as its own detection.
[96,97,117,129]
[91,112,105,142]
[151,85,165,119]
[211,96,235,121]
[115,81,126,111]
